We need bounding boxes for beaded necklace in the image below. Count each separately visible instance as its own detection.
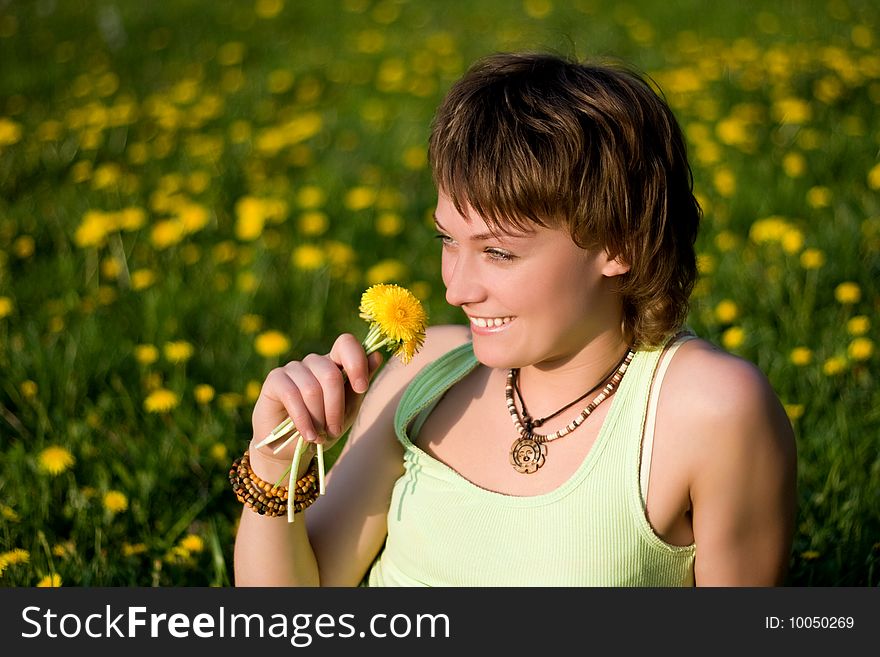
[506,347,636,474]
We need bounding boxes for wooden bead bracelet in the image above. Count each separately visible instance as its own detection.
[229,450,319,517]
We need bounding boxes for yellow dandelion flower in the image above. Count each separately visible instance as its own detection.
[1,504,20,522]
[163,340,194,363]
[37,446,75,476]
[365,258,407,285]
[359,284,428,364]
[36,574,62,587]
[291,244,325,270]
[0,296,13,319]
[834,282,861,304]
[0,117,22,145]
[801,550,821,560]
[713,168,736,197]
[402,145,427,170]
[134,344,159,365]
[144,388,179,413]
[122,543,147,557]
[299,210,329,236]
[848,337,874,361]
[822,356,847,376]
[194,384,215,404]
[846,316,870,336]
[867,162,880,190]
[806,186,832,208]
[789,347,812,366]
[297,185,326,209]
[21,380,38,400]
[783,404,804,422]
[0,549,30,567]
[254,330,290,358]
[210,443,228,463]
[103,490,128,514]
[179,534,205,553]
[74,210,112,248]
[14,235,35,258]
[523,0,553,19]
[246,379,262,402]
[344,186,377,211]
[131,268,156,291]
[721,326,745,350]
[714,299,739,324]
[239,314,263,333]
[749,216,791,244]
[714,231,737,252]
[782,152,806,177]
[235,196,266,241]
[781,228,804,254]
[376,212,403,236]
[800,248,825,270]
[150,219,185,250]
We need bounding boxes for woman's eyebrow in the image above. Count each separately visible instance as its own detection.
[433,215,528,241]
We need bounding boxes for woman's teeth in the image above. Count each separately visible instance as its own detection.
[469,316,513,328]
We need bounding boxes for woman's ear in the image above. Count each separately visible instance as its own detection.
[601,252,630,277]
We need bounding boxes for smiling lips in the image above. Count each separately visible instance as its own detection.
[469,315,514,328]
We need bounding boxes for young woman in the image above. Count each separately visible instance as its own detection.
[233,52,797,586]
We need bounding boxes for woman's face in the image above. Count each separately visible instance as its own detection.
[435,193,628,370]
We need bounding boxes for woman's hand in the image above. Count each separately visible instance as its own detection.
[250,333,384,471]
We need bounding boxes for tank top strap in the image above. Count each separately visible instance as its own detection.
[394,341,479,448]
[638,330,699,501]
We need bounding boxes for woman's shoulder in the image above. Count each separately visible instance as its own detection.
[661,336,795,471]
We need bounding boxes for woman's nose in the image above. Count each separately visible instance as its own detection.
[443,251,484,307]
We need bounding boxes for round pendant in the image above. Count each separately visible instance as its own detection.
[509,436,546,474]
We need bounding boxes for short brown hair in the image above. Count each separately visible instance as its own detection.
[428,52,700,348]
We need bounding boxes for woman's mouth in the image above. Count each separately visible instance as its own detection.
[468,315,515,332]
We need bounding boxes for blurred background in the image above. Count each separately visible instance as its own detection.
[0,0,877,586]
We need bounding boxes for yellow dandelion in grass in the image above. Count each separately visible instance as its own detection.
[14,235,35,258]
[822,356,847,376]
[846,316,870,336]
[867,162,880,190]
[179,534,205,553]
[848,337,874,361]
[783,404,804,422]
[376,212,403,236]
[801,550,821,561]
[291,244,325,271]
[344,186,377,211]
[800,248,826,270]
[713,168,736,197]
[163,340,194,363]
[297,185,325,209]
[299,210,329,236]
[781,228,804,254]
[254,330,290,358]
[210,442,228,463]
[103,490,128,514]
[782,152,806,178]
[806,186,832,209]
[721,326,745,350]
[131,268,156,291]
[1,504,20,522]
[134,344,159,365]
[150,219,185,250]
[219,392,243,411]
[122,543,147,557]
[714,299,739,324]
[239,314,263,334]
[834,282,861,304]
[523,0,553,19]
[36,574,62,587]
[144,388,179,413]
[366,258,407,285]
[194,384,215,404]
[246,380,262,402]
[0,296,13,319]
[0,549,30,571]
[21,380,38,400]
[37,446,75,476]
[789,347,813,366]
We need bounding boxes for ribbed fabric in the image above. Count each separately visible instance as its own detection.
[366,335,696,587]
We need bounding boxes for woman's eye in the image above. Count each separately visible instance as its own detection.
[434,233,454,246]
[485,248,515,261]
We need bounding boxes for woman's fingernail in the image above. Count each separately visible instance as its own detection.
[356,377,369,392]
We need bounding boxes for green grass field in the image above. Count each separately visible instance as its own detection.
[0,0,877,586]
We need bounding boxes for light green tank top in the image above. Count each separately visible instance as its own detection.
[366,334,697,586]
